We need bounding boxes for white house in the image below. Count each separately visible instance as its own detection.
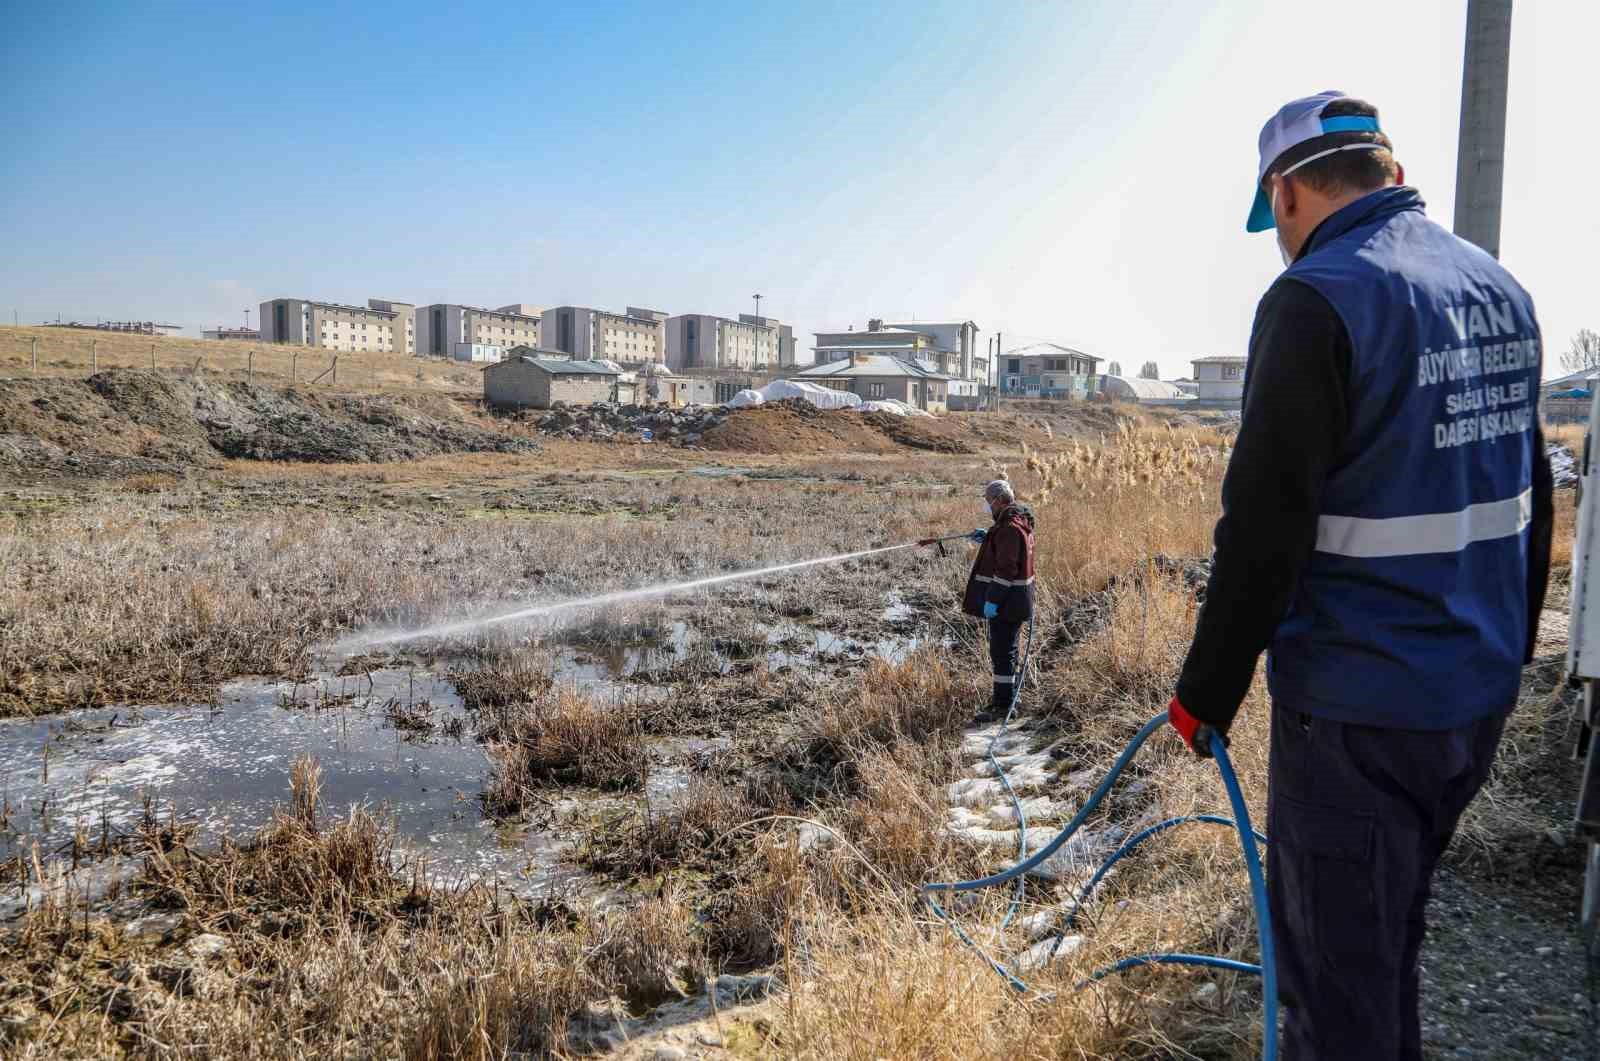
[1190,355,1247,401]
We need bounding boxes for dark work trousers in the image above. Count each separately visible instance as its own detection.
[1267,704,1507,1060]
[987,618,1022,711]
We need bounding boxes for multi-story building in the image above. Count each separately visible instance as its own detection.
[811,319,984,381]
[998,342,1104,398]
[739,314,796,367]
[665,313,778,372]
[368,300,416,355]
[259,298,414,354]
[414,304,541,361]
[1190,355,1247,401]
[541,306,666,365]
[494,303,544,319]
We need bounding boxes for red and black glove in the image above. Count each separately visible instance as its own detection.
[1167,696,1228,759]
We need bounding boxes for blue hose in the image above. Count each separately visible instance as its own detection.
[922,713,1278,1060]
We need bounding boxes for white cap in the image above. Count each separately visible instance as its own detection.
[1247,91,1387,232]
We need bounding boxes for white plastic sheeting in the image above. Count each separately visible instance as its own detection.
[759,379,862,409]
[726,389,765,409]
[858,398,933,418]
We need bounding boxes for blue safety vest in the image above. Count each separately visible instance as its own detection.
[1267,186,1542,729]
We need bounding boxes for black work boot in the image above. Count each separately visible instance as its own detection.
[971,702,1004,726]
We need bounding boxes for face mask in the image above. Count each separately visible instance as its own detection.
[1271,184,1294,267]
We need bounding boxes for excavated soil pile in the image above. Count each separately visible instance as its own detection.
[0,370,536,476]
[700,400,976,455]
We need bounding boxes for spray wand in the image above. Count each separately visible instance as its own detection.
[915,531,978,557]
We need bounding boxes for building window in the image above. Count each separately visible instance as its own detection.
[1223,365,1242,379]
[868,382,885,398]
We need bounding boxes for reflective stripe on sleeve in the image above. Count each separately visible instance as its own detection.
[992,674,1016,684]
[1314,488,1531,559]
[973,575,1035,587]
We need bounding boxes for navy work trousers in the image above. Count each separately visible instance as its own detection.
[1266,704,1507,1060]
[987,618,1021,711]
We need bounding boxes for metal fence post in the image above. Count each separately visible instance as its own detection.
[292,352,298,384]
[247,349,254,384]
[31,338,38,376]
[150,342,156,370]
[332,355,338,385]
[91,339,97,374]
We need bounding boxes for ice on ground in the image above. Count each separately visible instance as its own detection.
[947,807,990,831]
[986,796,1065,826]
[946,823,1023,849]
[1023,825,1124,884]
[960,729,1031,758]
[1011,934,1085,973]
[947,767,1052,806]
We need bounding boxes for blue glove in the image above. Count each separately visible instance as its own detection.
[982,601,999,620]
[970,528,987,544]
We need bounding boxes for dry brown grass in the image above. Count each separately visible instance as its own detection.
[0,324,481,395]
[479,688,650,811]
[806,649,977,767]
[763,570,1272,1059]
[1,758,606,1059]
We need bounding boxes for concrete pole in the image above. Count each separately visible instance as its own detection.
[1453,0,1513,259]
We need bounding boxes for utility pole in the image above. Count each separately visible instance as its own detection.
[752,294,762,367]
[1453,0,1513,258]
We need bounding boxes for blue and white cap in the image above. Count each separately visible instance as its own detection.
[1247,90,1388,232]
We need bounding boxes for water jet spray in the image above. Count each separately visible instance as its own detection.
[334,537,964,654]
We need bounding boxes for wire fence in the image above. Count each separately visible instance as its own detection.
[0,329,482,395]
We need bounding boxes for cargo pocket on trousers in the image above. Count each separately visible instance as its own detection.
[1274,793,1377,976]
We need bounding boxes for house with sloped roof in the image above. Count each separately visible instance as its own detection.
[794,354,954,413]
[483,353,619,409]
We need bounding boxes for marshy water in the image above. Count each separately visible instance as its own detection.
[1,594,930,912]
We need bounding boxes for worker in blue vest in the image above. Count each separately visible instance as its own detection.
[1165,92,1554,1059]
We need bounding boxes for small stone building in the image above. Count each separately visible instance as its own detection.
[482,355,620,410]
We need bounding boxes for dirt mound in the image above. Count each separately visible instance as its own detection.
[699,400,974,455]
[0,369,537,474]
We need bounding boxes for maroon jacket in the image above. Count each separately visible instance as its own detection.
[962,504,1036,621]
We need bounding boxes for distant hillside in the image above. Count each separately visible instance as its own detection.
[0,325,482,396]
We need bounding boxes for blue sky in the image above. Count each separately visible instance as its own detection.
[2,1,1592,377]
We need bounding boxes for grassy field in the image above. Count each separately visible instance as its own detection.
[0,401,1583,1058]
[0,325,483,395]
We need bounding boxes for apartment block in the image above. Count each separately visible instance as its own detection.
[414,304,541,360]
[665,313,778,372]
[739,314,796,367]
[259,298,415,355]
[542,306,666,365]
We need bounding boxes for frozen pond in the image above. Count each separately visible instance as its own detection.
[0,669,601,899]
[1,603,929,912]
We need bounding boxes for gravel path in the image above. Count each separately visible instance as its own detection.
[1419,650,1599,1059]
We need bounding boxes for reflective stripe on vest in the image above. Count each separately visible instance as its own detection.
[1314,487,1531,559]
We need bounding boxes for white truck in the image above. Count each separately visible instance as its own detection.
[1561,393,1600,953]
